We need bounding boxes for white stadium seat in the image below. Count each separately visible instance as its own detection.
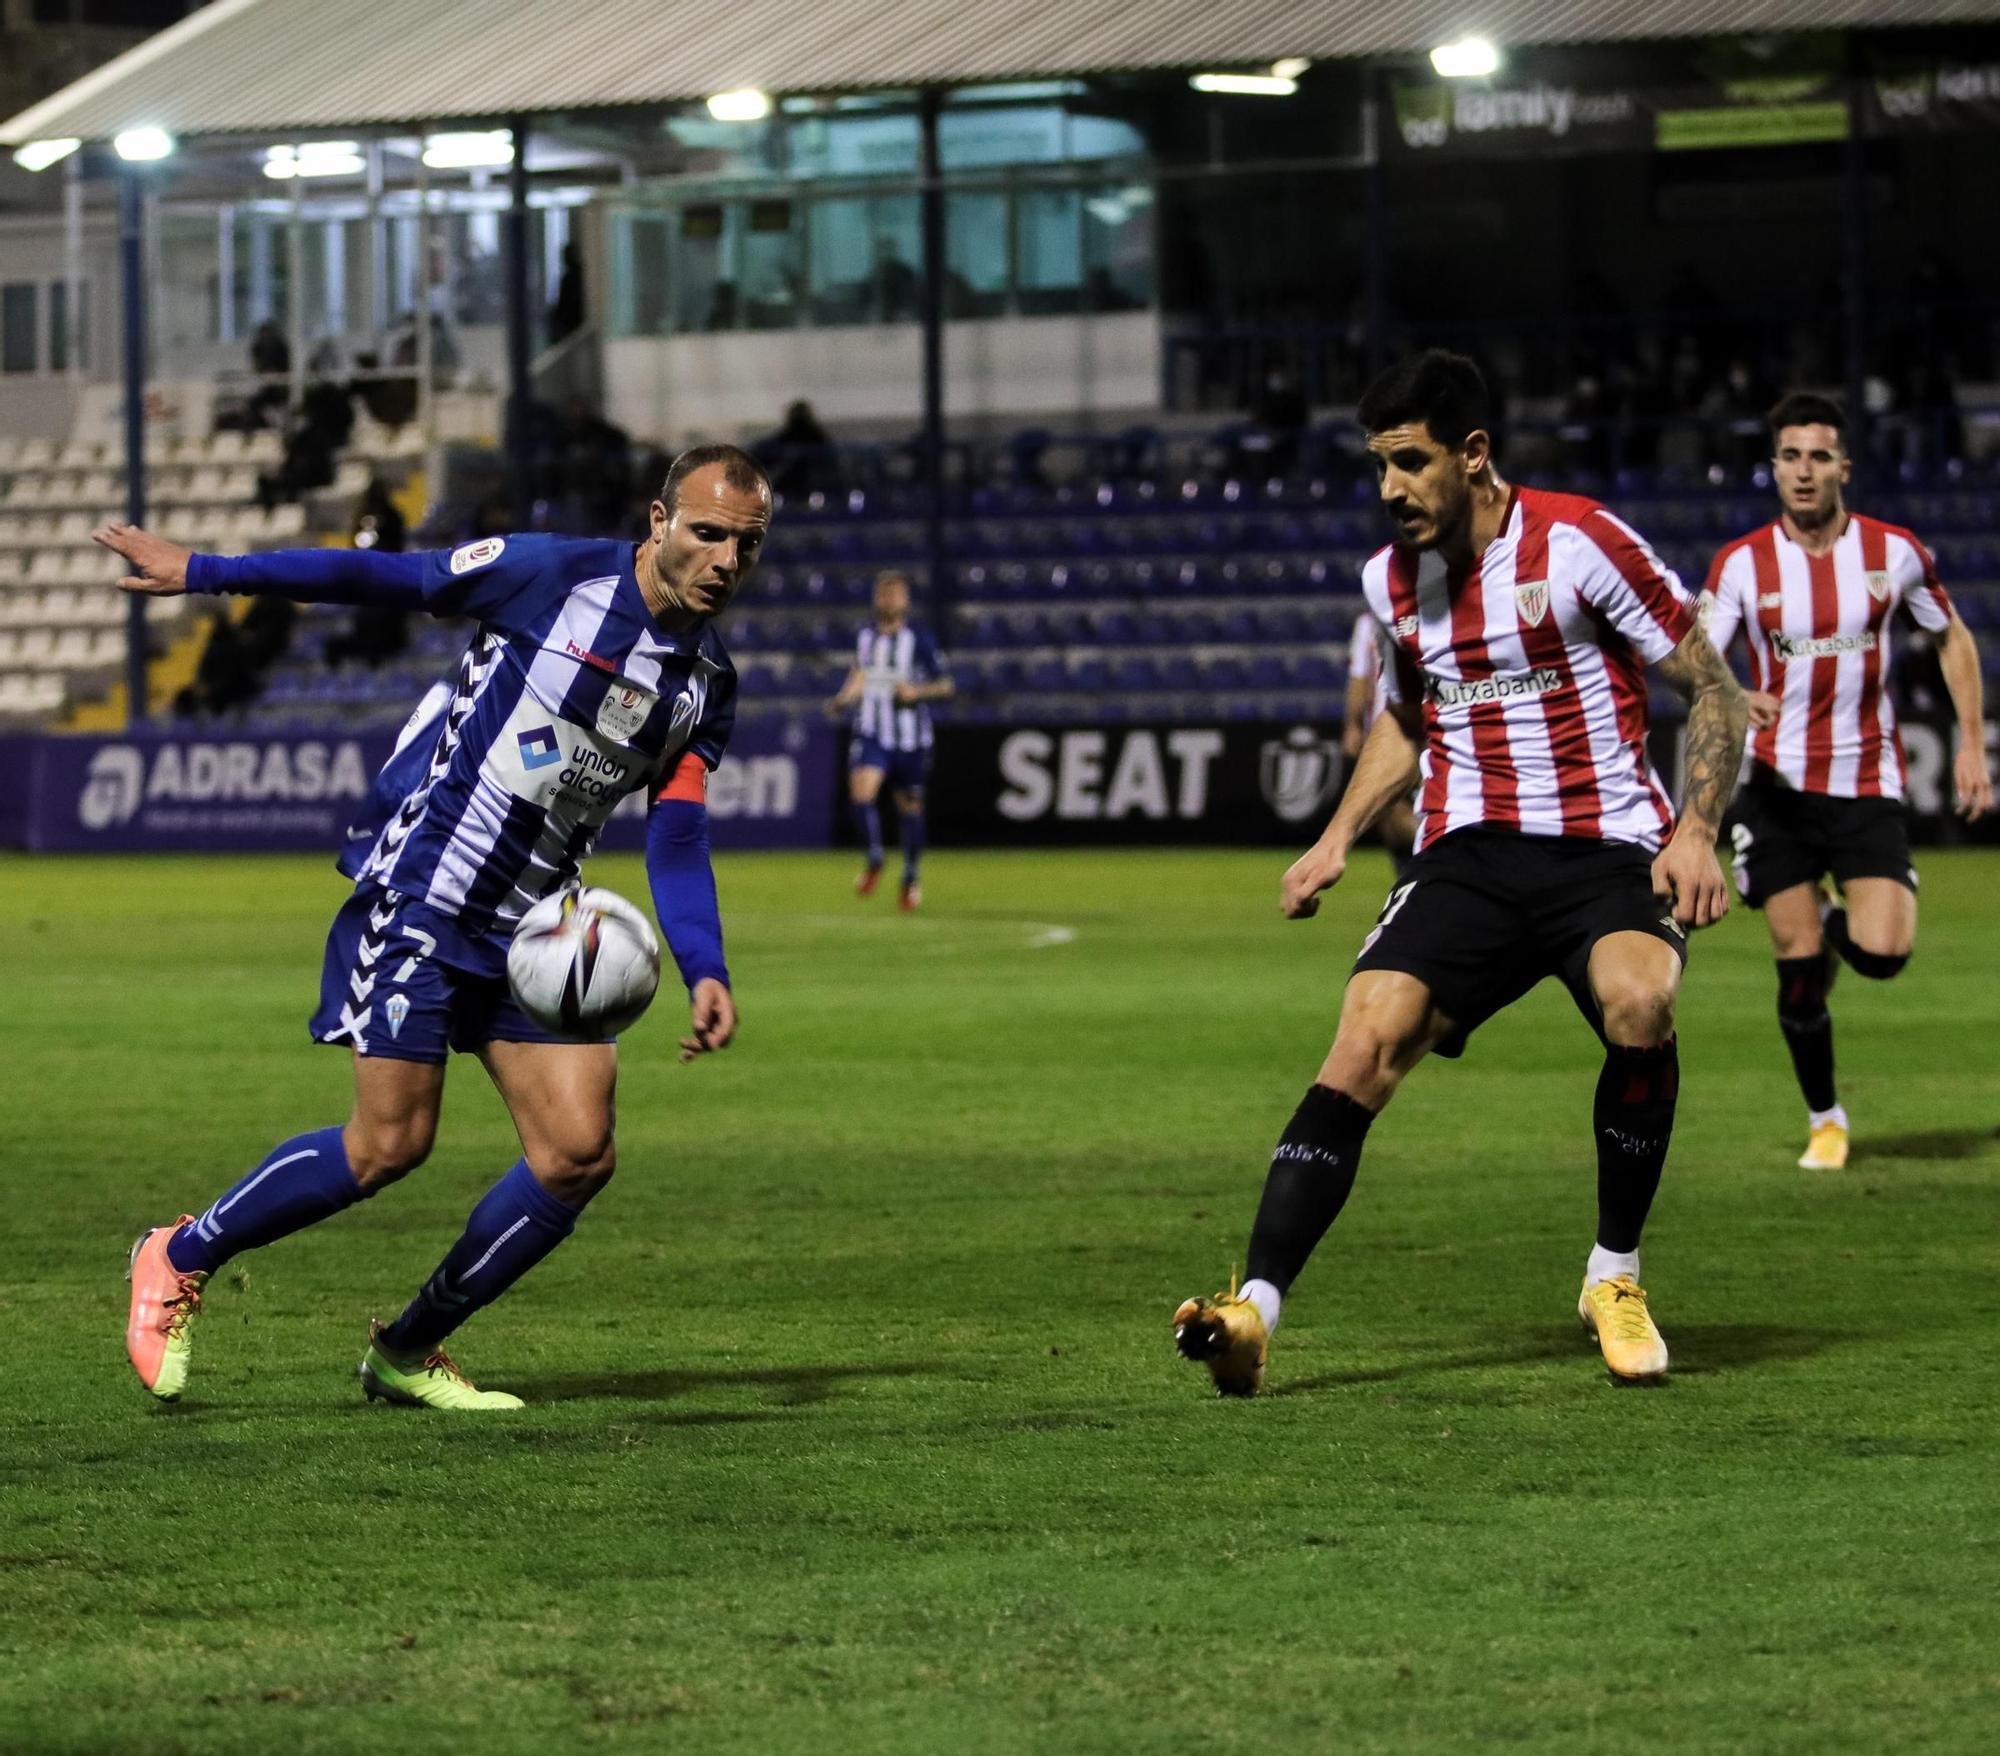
[90,628,125,664]
[27,552,67,584]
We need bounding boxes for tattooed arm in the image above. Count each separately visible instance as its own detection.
[1651,623,1747,928]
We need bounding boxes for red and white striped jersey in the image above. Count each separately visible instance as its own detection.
[1348,608,1388,727]
[1361,485,1696,854]
[1703,515,1952,801]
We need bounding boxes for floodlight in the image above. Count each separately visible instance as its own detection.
[1270,58,1312,80]
[421,130,514,169]
[12,138,80,172]
[706,88,772,122]
[1431,38,1501,78]
[113,127,175,161]
[264,141,365,179]
[1189,73,1298,97]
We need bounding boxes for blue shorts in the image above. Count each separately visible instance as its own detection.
[309,886,587,1064]
[850,737,931,794]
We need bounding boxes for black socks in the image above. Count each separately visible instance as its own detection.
[1244,1085,1377,1295]
[1594,1039,1679,1254]
[1776,955,1838,1113]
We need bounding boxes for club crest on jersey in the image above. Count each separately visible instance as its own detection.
[1865,569,1892,603]
[450,537,505,575]
[384,994,410,1039]
[595,683,655,743]
[1514,579,1550,627]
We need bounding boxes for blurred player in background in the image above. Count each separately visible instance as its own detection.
[101,446,768,1411]
[1175,350,1745,1392]
[1704,393,1990,1170]
[1343,607,1416,877]
[827,569,953,911]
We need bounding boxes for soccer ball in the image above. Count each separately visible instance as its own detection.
[507,886,662,1037]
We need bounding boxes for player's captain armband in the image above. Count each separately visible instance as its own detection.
[654,750,708,804]
[449,537,506,575]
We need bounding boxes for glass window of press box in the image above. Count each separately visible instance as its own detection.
[607,89,1154,335]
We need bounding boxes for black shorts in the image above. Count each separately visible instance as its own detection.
[1727,775,1916,909]
[1350,828,1689,1057]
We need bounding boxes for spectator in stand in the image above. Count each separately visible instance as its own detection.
[173,596,296,718]
[247,318,291,429]
[1232,366,1310,480]
[758,400,835,500]
[555,397,634,534]
[259,377,354,511]
[325,479,411,668]
[547,243,586,345]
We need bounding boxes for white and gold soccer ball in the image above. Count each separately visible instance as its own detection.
[506,886,662,1037]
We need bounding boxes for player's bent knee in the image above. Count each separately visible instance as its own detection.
[527,1131,617,1205]
[1597,982,1677,1048]
[343,1118,436,1190]
[1844,941,1910,979]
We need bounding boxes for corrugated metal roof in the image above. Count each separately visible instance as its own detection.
[6,0,1998,145]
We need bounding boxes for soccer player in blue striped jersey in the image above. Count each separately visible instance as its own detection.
[100,445,769,1411]
[826,570,953,910]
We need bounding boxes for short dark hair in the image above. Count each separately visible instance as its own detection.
[657,443,771,515]
[1767,391,1847,449]
[1357,349,1494,451]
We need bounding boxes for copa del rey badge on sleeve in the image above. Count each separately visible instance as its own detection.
[595,683,655,743]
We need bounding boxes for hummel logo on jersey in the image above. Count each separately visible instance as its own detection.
[565,638,616,674]
[1425,667,1563,709]
[1392,614,1420,638]
[517,726,563,770]
[1514,579,1550,627]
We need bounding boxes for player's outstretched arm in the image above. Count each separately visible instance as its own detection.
[1652,623,1747,928]
[645,756,737,1062]
[95,520,430,607]
[1281,704,1422,919]
[1936,613,1993,820]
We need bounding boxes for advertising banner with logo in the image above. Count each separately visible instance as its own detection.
[15,720,836,854]
[919,718,2000,848]
[923,722,1349,846]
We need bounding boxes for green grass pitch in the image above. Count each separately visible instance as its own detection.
[2,846,1997,1754]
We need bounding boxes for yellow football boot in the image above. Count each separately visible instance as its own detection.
[1798,1119,1850,1171]
[1172,1272,1269,1397]
[358,1320,525,1411]
[1578,1275,1669,1384]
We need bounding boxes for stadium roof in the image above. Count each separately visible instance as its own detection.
[6,0,2000,146]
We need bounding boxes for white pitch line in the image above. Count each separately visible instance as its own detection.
[1024,924,1076,949]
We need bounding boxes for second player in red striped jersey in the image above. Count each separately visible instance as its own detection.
[1172,351,1746,1395]
[1702,391,1990,1171]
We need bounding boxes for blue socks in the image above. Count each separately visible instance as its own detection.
[167,1125,364,1274]
[853,798,883,869]
[899,802,926,887]
[378,1160,578,1354]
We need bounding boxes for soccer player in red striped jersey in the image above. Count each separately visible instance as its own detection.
[1704,392,1991,1170]
[1174,350,1745,1390]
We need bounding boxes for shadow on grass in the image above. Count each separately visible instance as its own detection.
[1848,1125,1999,1164]
[1664,1322,1853,1376]
[1271,1333,1581,1396]
[506,1359,946,1407]
[1270,1321,1850,1395]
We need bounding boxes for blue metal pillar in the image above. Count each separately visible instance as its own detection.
[120,166,149,725]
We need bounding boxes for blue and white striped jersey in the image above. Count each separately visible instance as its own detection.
[332,534,735,939]
[849,623,947,752]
